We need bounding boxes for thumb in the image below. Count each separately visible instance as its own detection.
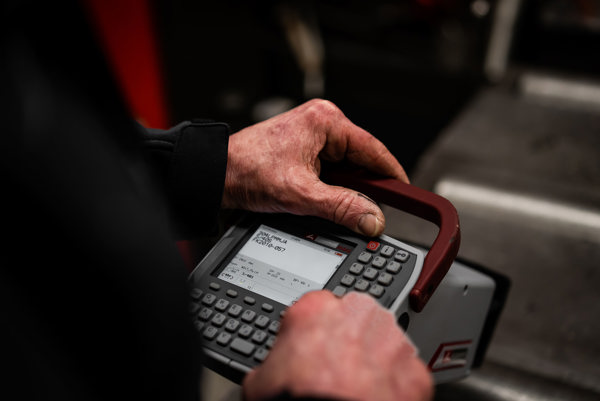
[309,180,386,237]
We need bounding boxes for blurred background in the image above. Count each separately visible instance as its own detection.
[94,0,600,399]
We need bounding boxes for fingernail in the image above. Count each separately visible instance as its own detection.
[358,214,382,237]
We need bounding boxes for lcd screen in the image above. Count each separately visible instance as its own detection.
[218,224,349,306]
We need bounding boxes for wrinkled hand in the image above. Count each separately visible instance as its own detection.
[223,99,408,236]
[243,291,433,401]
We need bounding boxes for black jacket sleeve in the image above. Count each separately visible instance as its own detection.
[139,121,230,239]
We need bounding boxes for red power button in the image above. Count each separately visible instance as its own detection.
[366,241,380,252]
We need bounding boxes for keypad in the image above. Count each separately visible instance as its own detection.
[345,242,413,298]
[191,282,276,366]
[191,240,414,371]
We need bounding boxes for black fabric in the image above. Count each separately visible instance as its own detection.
[141,121,229,239]
[0,1,350,401]
[0,1,210,400]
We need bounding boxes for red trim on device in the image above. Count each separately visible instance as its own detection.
[325,169,461,312]
[428,340,472,372]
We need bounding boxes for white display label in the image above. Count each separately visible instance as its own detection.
[218,225,347,306]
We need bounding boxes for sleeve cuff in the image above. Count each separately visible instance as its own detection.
[140,120,230,239]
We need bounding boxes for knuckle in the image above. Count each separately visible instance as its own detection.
[304,99,341,121]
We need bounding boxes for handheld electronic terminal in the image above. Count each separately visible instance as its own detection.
[188,172,506,384]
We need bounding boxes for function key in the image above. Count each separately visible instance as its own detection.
[244,296,256,306]
[394,250,410,262]
[261,303,274,313]
[366,241,380,252]
[209,282,221,291]
[371,256,387,269]
[380,245,395,257]
[226,289,238,298]
[358,251,372,263]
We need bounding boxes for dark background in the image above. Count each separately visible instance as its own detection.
[153,0,600,176]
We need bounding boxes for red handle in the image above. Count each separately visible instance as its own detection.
[325,170,460,312]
